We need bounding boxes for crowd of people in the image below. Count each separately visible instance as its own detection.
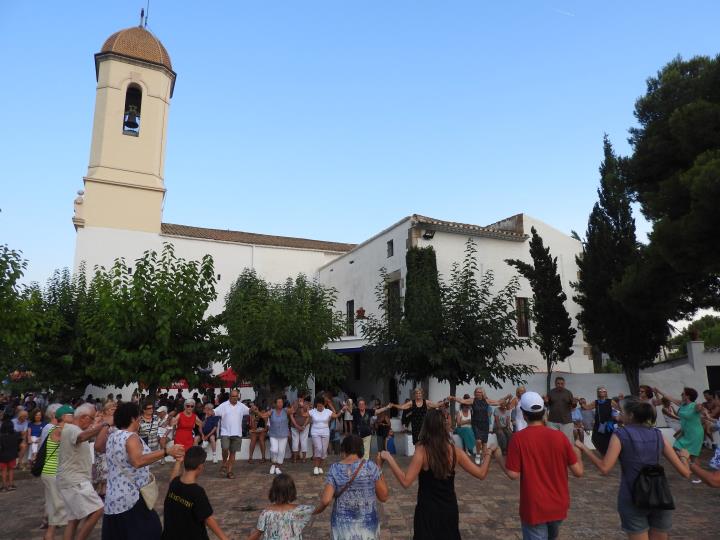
[0,379,719,540]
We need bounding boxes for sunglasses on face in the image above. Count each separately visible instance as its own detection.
[185,405,193,409]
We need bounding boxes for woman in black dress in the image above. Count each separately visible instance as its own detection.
[392,388,443,445]
[380,409,496,539]
[579,386,617,455]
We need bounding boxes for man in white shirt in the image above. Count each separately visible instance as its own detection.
[214,389,249,479]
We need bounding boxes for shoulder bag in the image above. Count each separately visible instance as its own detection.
[622,427,675,510]
[334,459,366,500]
[31,429,58,477]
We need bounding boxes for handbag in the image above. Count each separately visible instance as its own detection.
[334,460,366,500]
[31,429,58,477]
[622,428,675,510]
[139,473,159,510]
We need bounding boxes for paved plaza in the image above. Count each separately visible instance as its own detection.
[5,451,718,539]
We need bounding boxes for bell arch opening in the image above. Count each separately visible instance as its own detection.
[122,84,142,136]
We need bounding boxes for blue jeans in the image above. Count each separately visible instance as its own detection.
[521,520,562,540]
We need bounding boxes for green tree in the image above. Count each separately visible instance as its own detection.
[573,138,670,394]
[83,243,220,395]
[0,245,30,374]
[222,269,348,396]
[507,228,577,394]
[364,239,532,412]
[22,268,102,397]
[668,315,720,354]
[625,54,720,316]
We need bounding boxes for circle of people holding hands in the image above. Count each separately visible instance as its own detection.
[1,378,719,540]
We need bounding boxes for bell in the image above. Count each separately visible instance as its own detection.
[124,106,139,129]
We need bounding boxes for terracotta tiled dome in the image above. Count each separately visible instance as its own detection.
[101,26,172,71]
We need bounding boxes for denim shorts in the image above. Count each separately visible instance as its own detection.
[521,520,562,540]
[618,503,672,533]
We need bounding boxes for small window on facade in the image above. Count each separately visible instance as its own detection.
[123,84,142,136]
[516,297,530,337]
[353,354,362,380]
[346,300,355,336]
[387,239,394,258]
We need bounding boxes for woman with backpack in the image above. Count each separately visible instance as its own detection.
[575,397,691,539]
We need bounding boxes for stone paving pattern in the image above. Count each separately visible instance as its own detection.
[4,450,719,539]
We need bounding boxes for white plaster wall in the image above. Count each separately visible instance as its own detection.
[75,226,344,316]
[319,213,591,374]
[318,218,412,334]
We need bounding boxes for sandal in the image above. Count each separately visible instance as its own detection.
[247,459,254,465]
[260,458,267,464]
[7,485,16,491]
[226,471,235,479]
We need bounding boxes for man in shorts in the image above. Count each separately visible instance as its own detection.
[545,377,575,445]
[214,389,249,479]
[56,403,111,540]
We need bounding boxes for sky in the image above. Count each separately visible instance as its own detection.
[1,1,719,285]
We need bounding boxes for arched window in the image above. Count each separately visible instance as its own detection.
[122,84,142,136]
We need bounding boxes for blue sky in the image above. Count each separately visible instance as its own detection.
[2,1,719,284]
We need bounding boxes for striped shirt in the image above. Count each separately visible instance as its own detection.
[41,427,60,476]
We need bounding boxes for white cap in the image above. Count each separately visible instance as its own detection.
[519,391,545,413]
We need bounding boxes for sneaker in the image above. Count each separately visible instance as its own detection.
[275,467,282,475]
[319,468,324,474]
[691,477,703,484]
[474,455,481,465]
[270,465,276,475]
[313,467,319,475]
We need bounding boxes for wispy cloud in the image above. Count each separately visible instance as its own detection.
[552,8,576,17]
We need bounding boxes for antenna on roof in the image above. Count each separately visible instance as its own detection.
[139,9,144,27]
[144,0,150,27]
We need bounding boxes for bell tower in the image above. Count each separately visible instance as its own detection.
[73,23,176,233]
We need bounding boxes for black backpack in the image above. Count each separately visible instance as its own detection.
[622,427,675,510]
[31,429,59,478]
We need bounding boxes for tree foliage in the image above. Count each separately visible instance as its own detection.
[625,54,720,315]
[573,138,670,394]
[222,269,348,394]
[668,315,720,354]
[83,243,220,394]
[364,240,531,401]
[507,227,577,393]
[0,245,30,372]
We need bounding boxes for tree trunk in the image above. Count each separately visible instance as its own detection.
[546,361,552,395]
[449,381,457,428]
[592,345,603,373]
[623,363,640,396]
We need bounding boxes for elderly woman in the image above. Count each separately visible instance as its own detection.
[171,398,203,450]
[654,387,705,470]
[93,400,117,498]
[315,434,389,539]
[579,386,619,455]
[453,394,475,456]
[200,404,220,464]
[391,388,444,446]
[99,402,185,540]
[137,399,160,452]
[449,387,512,464]
[11,409,29,470]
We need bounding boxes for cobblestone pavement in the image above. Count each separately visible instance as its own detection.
[5,451,719,539]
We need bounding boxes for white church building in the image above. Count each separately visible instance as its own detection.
[73,24,593,400]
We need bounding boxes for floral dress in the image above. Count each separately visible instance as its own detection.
[327,460,382,540]
[255,504,314,539]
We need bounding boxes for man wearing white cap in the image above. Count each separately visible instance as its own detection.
[494,391,583,540]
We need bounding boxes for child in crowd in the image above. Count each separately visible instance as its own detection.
[248,473,314,540]
[162,446,230,540]
[386,429,396,455]
[0,417,21,491]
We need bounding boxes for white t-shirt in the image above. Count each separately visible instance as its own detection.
[514,402,527,432]
[214,401,249,437]
[309,408,333,437]
[57,423,93,488]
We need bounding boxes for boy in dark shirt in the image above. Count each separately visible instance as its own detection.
[162,446,230,540]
